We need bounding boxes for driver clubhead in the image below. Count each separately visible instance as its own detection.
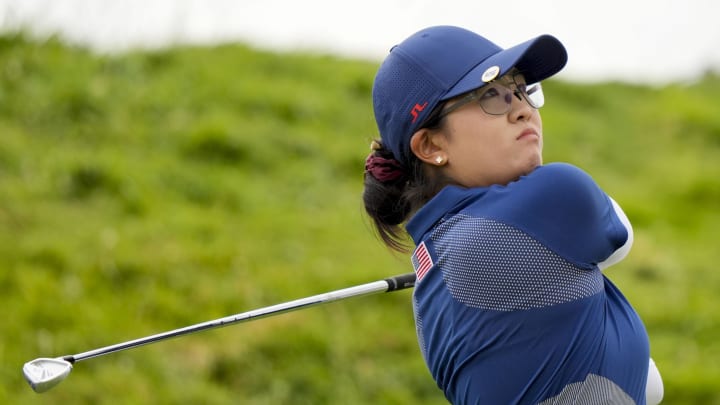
[23,358,73,393]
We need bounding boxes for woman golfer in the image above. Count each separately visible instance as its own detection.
[363,26,663,404]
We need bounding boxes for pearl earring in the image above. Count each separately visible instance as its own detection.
[435,156,444,165]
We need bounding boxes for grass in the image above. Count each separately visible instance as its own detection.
[1,32,719,404]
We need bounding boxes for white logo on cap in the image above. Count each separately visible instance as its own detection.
[482,66,500,82]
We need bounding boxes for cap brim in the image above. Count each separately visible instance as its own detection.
[443,34,567,100]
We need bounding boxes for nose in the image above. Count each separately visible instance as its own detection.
[508,91,533,122]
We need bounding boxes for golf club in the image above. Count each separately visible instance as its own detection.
[23,272,416,393]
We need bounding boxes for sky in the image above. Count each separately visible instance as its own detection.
[1,0,719,84]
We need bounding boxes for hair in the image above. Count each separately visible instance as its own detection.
[363,104,450,252]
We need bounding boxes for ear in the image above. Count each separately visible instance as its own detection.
[410,129,447,166]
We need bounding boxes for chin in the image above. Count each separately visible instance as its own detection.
[520,154,543,176]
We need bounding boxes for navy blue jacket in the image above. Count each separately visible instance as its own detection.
[407,163,649,404]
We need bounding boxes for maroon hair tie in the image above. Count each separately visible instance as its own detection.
[364,154,406,182]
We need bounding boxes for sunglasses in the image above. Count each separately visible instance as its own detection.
[437,74,545,119]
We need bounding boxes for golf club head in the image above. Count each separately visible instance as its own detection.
[23,358,73,393]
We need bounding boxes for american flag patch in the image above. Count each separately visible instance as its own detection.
[411,241,434,282]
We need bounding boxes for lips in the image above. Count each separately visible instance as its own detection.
[517,128,540,140]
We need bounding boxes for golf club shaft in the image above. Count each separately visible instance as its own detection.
[63,273,416,364]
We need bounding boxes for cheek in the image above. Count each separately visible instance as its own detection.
[535,112,544,138]
[535,113,544,152]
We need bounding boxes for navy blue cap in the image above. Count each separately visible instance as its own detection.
[372,26,568,165]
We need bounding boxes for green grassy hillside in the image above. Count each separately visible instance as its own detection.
[1,33,718,404]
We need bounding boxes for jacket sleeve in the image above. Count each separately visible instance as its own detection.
[597,196,634,271]
[485,163,630,270]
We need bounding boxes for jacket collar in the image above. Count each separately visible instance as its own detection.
[406,185,484,244]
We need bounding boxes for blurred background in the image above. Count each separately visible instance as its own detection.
[3,0,720,83]
[1,1,719,404]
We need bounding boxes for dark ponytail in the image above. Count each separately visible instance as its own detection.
[363,140,449,252]
[362,143,412,252]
